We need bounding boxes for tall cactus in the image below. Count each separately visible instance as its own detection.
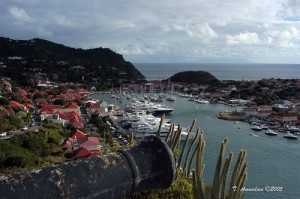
[154,117,248,199]
[192,138,247,199]
[156,114,165,137]
[220,152,233,199]
[211,138,228,199]
[165,123,175,142]
[194,132,206,199]
[177,131,191,169]
[177,119,196,169]
[182,129,200,175]
[228,149,247,199]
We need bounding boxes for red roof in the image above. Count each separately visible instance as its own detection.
[39,108,55,114]
[19,89,27,97]
[24,103,34,109]
[75,147,100,158]
[0,109,15,116]
[86,102,101,109]
[75,147,92,158]
[77,137,100,148]
[9,100,23,107]
[42,104,64,109]
[71,130,86,139]
[55,111,68,120]
[64,102,80,109]
[22,97,31,103]
[62,137,73,148]
[70,119,84,128]
[61,93,83,100]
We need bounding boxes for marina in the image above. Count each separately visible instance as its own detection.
[92,91,299,199]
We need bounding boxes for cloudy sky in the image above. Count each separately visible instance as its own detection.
[1,0,300,63]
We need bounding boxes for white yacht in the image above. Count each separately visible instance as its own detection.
[265,129,277,136]
[283,132,298,140]
[166,96,176,102]
[194,99,210,104]
[251,125,262,131]
[125,102,174,115]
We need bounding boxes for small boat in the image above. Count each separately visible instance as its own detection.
[265,129,277,136]
[283,132,298,140]
[260,124,269,130]
[166,96,176,102]
[251,125,262,131]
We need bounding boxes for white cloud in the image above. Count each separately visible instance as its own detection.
[1,0,300,63]
[9,7,32,22]
[226,32,260,45]
[53,15,79,28]
[186,23,218,42]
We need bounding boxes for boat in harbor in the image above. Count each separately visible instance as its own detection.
[283,132,298,140]
[265,129,278,136]
[124,101,174,115]
[166,96,176,102]
[194,99,210,104]
[251,125,262,131]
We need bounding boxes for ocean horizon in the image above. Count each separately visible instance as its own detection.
[134,63,300,81]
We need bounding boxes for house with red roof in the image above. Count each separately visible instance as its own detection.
[85,101,102,114]
[61,93,83,100]
[71,129,86,139]
[0,109,15,117]
[62,130,102,158]
[41,101,80,115]
[74,147,99,158]
[9,100,24,108]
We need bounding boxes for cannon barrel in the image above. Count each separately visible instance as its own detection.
[0,136,175,199]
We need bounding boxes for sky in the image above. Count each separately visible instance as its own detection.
[0,0,300,64]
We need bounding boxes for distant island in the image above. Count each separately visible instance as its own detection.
[0,37,145,89]
[167,71,219,85]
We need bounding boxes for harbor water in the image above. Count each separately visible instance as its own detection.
[93,93,300,199]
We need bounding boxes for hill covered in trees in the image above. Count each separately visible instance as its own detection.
[0,37,145,88]
[168,71,219,85]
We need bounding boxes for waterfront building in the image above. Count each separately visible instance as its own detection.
[272,113,298,124]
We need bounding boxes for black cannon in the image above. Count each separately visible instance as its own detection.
[0,136,175,199]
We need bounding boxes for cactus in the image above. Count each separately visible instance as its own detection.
[182,129,200,174]
[194,132,206,199]
[228,150,247,199]
[171,126,182,152]
[165,123,175,142]
[220,152,233,199]
[151,117,248,199]
[191,137,247,199]
[177,131,191,169]
[156,114,165,137]
[211,138,228,199]
[177,119,196,169]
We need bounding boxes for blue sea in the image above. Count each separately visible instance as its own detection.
[134,63,300,80]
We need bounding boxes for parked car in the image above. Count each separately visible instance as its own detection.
[21,126,28,131]
[0,132,7,137]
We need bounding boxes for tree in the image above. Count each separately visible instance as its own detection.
[0,97,9,106]
[53,99,66,105]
